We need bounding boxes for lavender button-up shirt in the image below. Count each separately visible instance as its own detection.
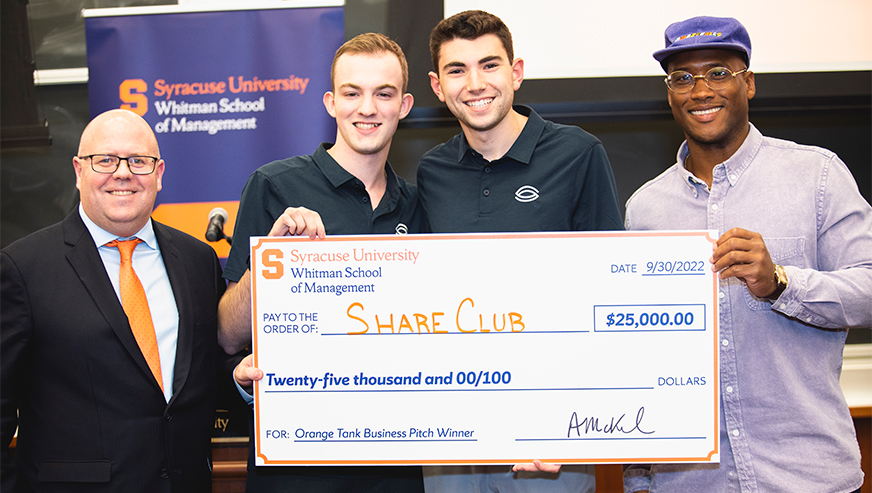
[624,124,871,493]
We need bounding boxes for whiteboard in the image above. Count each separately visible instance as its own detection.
[445,0,872,79]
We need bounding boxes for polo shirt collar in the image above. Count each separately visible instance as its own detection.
[313,143,356,189]
[457,105,545,165]
[312,142,402,210]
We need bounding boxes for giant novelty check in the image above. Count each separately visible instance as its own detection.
[250,231,720,466]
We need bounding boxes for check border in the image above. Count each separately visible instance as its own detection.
[250,230,720,465]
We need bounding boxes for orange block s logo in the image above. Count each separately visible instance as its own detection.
[119,79,148,116]
[262,249,283,279]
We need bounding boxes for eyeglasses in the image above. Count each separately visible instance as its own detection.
[665,67,748,93]
[79,154,158,175]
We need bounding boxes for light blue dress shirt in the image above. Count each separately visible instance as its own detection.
[80,205,179,402]
[624,124,871,492]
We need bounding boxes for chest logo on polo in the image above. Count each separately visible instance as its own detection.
[395,223,408,235]
[514,185,540,203]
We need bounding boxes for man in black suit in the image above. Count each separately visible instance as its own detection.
[1,109,226,492]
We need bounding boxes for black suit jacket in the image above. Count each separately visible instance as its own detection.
[1,210,226,492]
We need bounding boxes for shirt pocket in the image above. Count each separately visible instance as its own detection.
[743,237,805,311]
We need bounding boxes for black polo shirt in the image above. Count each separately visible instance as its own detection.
[417,105,623,233]
[224,143,427,283]
[224,144,426,486]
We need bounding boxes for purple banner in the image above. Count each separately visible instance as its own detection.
[85,5,343,207]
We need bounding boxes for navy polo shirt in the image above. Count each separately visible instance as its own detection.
[417,105,623,233]
[224,143,426,283]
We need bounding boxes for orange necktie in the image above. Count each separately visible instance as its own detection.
[105,239,163,391]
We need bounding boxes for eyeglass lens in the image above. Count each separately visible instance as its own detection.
[89,155,156,175]
[667,67,743,92]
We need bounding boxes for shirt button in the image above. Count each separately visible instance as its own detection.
[483,189,490,197]
[722,339,729,347]
[711,204,719,211]
[164,414,172,421]
[730,174,738,182]
[780,303,787,309]
[726,386,733,393]
[160,468,169,479]
[732,429,740,437]
[718,291,725,299]
[484,167,491,173]
[362,197,369,203]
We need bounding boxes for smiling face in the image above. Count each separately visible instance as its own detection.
[74,110,164,238]
[666,49,755,153]
[323,51,413,163]
[429,34,523,135]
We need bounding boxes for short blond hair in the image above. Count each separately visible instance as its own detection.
[331,33,409,93]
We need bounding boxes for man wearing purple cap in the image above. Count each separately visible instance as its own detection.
[624,16,871,493]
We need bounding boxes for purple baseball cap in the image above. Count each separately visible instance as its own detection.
[653,16,751,71]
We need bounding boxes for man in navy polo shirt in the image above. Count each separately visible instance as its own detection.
[418,9,623,493]
[418,10,623,235]
[218,33,426,492]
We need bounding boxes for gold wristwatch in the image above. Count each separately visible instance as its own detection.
[768,264,789,300]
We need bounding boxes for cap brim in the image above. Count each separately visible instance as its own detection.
[654,43,749,70]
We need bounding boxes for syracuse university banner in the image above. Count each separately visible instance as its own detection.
[84,2,344,258]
